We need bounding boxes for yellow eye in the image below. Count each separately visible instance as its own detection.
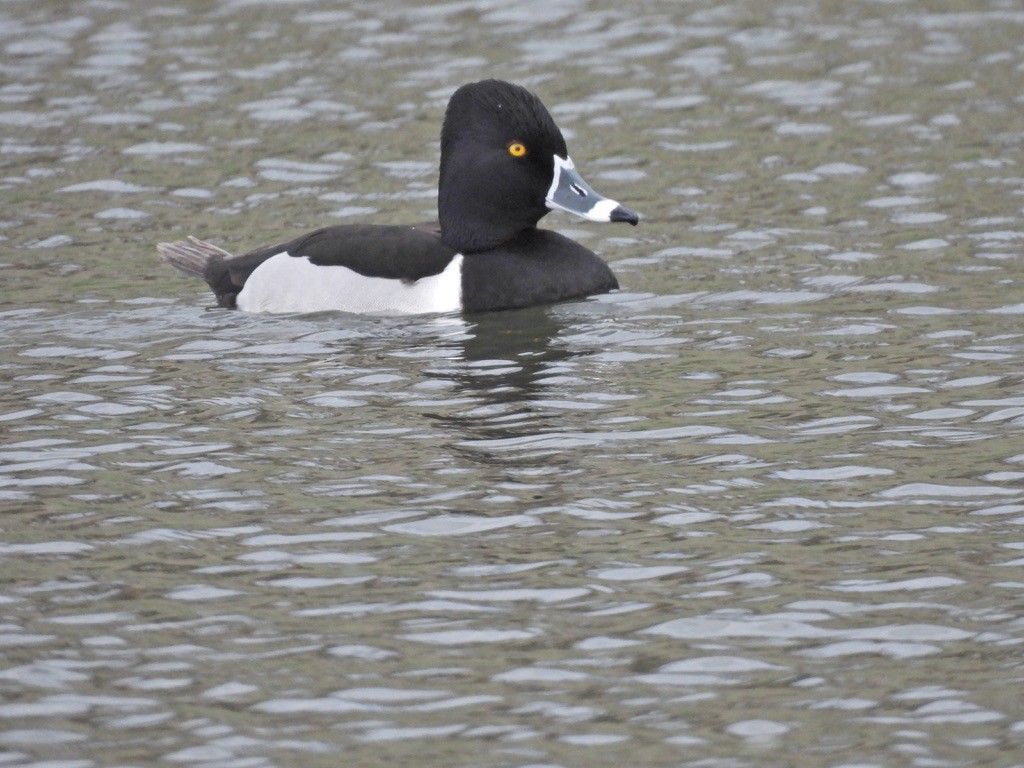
[507,141,527,158]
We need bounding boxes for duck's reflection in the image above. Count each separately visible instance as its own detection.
[422,305,582,448]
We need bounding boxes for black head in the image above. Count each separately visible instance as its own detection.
[438,80,568,253]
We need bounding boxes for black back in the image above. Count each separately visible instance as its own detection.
[203,224,459,306]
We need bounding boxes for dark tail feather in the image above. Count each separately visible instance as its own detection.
[157,236,234,279]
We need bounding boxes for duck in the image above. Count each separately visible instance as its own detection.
[158,79,639,315]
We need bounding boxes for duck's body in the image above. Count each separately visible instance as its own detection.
[159,80,638,315]
[163,224,618,314]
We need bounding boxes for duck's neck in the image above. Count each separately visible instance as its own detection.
[437,158,547,253]
[438,205,539,254]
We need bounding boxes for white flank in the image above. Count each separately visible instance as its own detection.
[236,252,463,315]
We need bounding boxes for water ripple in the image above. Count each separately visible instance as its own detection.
[2,2,1023,766]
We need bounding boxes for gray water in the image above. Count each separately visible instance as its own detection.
[2,1,1024,766]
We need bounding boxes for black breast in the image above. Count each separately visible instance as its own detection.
[460,229,618,313]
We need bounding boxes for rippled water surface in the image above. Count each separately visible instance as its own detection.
[2,1,1024,766]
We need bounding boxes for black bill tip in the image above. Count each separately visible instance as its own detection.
[609,205,641,226]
